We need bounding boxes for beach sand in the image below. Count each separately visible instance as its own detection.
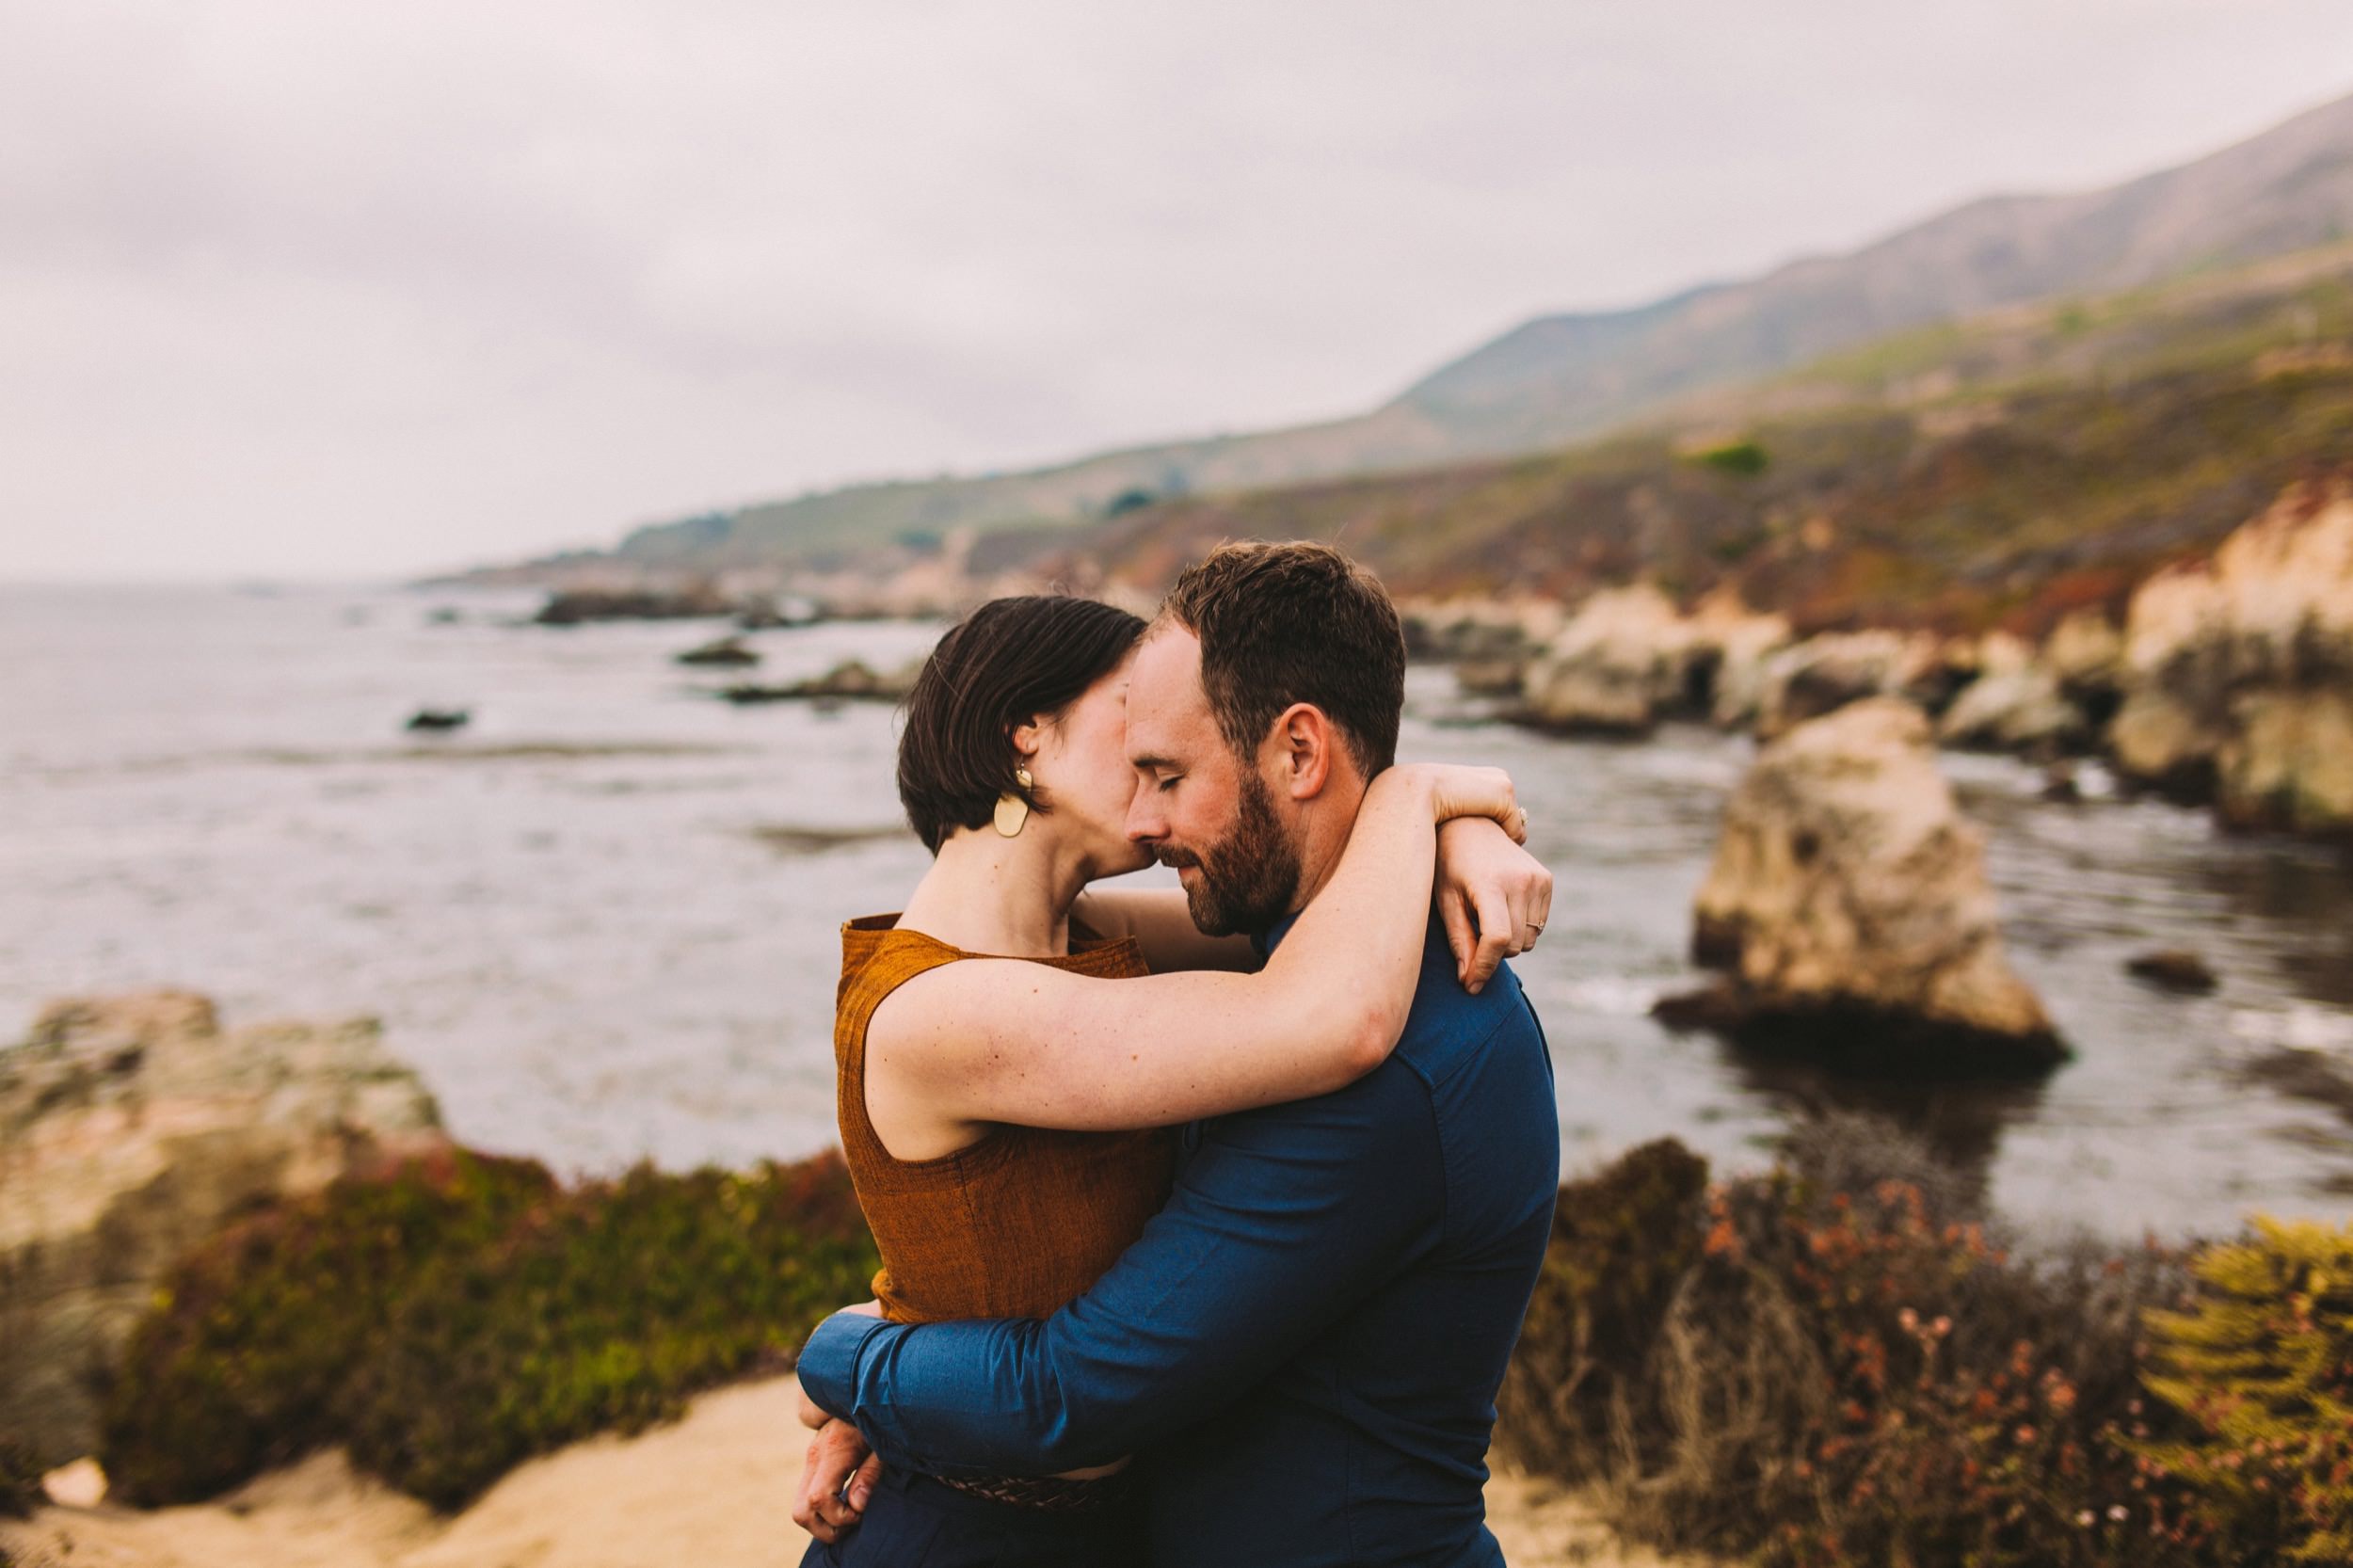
[1,1375,1694,1568]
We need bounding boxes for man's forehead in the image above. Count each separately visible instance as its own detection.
[1126,626,1212,755]
[1129,626,1203,703]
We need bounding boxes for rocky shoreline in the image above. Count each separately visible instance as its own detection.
[1402,472,2353,844]
[489,474,2352,848]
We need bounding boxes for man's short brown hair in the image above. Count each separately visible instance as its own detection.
[1159,541,1404,777]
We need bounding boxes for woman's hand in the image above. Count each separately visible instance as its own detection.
[1436,817,1553,994]
[1400,763,1525,842]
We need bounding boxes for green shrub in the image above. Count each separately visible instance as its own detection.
[1695,439,1770,476]
[101,1148,877,1512]
[2138,1218,2353,1564]
[348,1159,877,1509]
[101,1147,555,1505]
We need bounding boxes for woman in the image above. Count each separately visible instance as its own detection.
[796,595,1546,1566]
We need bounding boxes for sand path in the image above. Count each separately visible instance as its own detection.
[1,1376,1691,1568]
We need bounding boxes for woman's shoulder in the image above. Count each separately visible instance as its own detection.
[838,915,970,1021]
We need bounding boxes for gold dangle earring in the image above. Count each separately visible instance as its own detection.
[994,766,1034,838]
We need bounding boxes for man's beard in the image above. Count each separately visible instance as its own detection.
[1159,770,1302,938]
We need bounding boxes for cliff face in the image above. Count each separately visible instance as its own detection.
[2111,475,2353,836]
[0,993,448,1465]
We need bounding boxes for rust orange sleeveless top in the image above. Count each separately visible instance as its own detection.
[836,914,1176,1324]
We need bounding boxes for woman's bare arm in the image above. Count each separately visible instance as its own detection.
[866,763,1520,1135]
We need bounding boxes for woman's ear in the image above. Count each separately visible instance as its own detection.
[1010,719,1042,760]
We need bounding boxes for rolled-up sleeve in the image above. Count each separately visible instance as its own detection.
[795,1063,1444,1477]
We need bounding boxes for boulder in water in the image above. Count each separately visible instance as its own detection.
[0,993,448,1466]
[1657,698,2064,1076]
[2125,949,2218,995]
[716,657,921,706]
[674,636,760,668]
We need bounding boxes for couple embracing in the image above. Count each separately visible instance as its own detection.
[792,542,1561,1567]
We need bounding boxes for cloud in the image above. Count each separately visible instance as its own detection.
[2,0,2348,577]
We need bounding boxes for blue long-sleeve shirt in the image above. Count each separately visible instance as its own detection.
[798,914,1561,1568]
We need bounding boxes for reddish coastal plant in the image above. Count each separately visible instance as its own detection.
[1507,1115,2198,1567]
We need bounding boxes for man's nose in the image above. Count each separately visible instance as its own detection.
[1125,789,1164,844]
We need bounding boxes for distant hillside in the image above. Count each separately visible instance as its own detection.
[1395,89,2353,449]
[1021,241,2353,634]
[583,87,2353,575]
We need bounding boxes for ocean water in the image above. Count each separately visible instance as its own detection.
[5,583,2351,1240]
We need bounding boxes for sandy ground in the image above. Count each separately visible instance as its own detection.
[1,1376,1697,1568]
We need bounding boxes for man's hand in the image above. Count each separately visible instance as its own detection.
[1435,816,1553,993]
[792,1416,881,1544]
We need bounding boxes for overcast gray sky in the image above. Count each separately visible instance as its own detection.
[4,1,2350,582]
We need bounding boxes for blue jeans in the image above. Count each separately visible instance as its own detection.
[797,1465,1145,1568]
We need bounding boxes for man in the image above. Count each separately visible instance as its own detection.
[797,542,1561,1566]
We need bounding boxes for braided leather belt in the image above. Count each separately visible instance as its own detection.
[932,1468,1139,1513]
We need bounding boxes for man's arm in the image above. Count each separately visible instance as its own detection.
[797,1060,1447,1477]
[1071,887,1262,973]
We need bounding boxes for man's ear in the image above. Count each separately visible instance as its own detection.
[1265,703,1335,801]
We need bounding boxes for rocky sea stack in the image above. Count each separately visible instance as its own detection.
[1657,698,2066,1077]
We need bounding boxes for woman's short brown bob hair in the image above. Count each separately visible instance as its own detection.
[897,595,1147,854]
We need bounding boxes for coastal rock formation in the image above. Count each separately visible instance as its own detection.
[1689,589,1791,731]
[673,636,760,668]
[1406,600,1567,698]
[1937,641,2087,758]
[2108,476,2353,834]
[715,656,922,706]
[1751,631,1935,740]
[1403,600,1563,667]
[403,708,470,733]
[0,993,447,1466]
[533,584,740,625]
[1658,699,2064,1074]
[2126,949,2219,995]
[1519,585,1701,735]
[1513,585,1788,734]
[2045,609,2125,714]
